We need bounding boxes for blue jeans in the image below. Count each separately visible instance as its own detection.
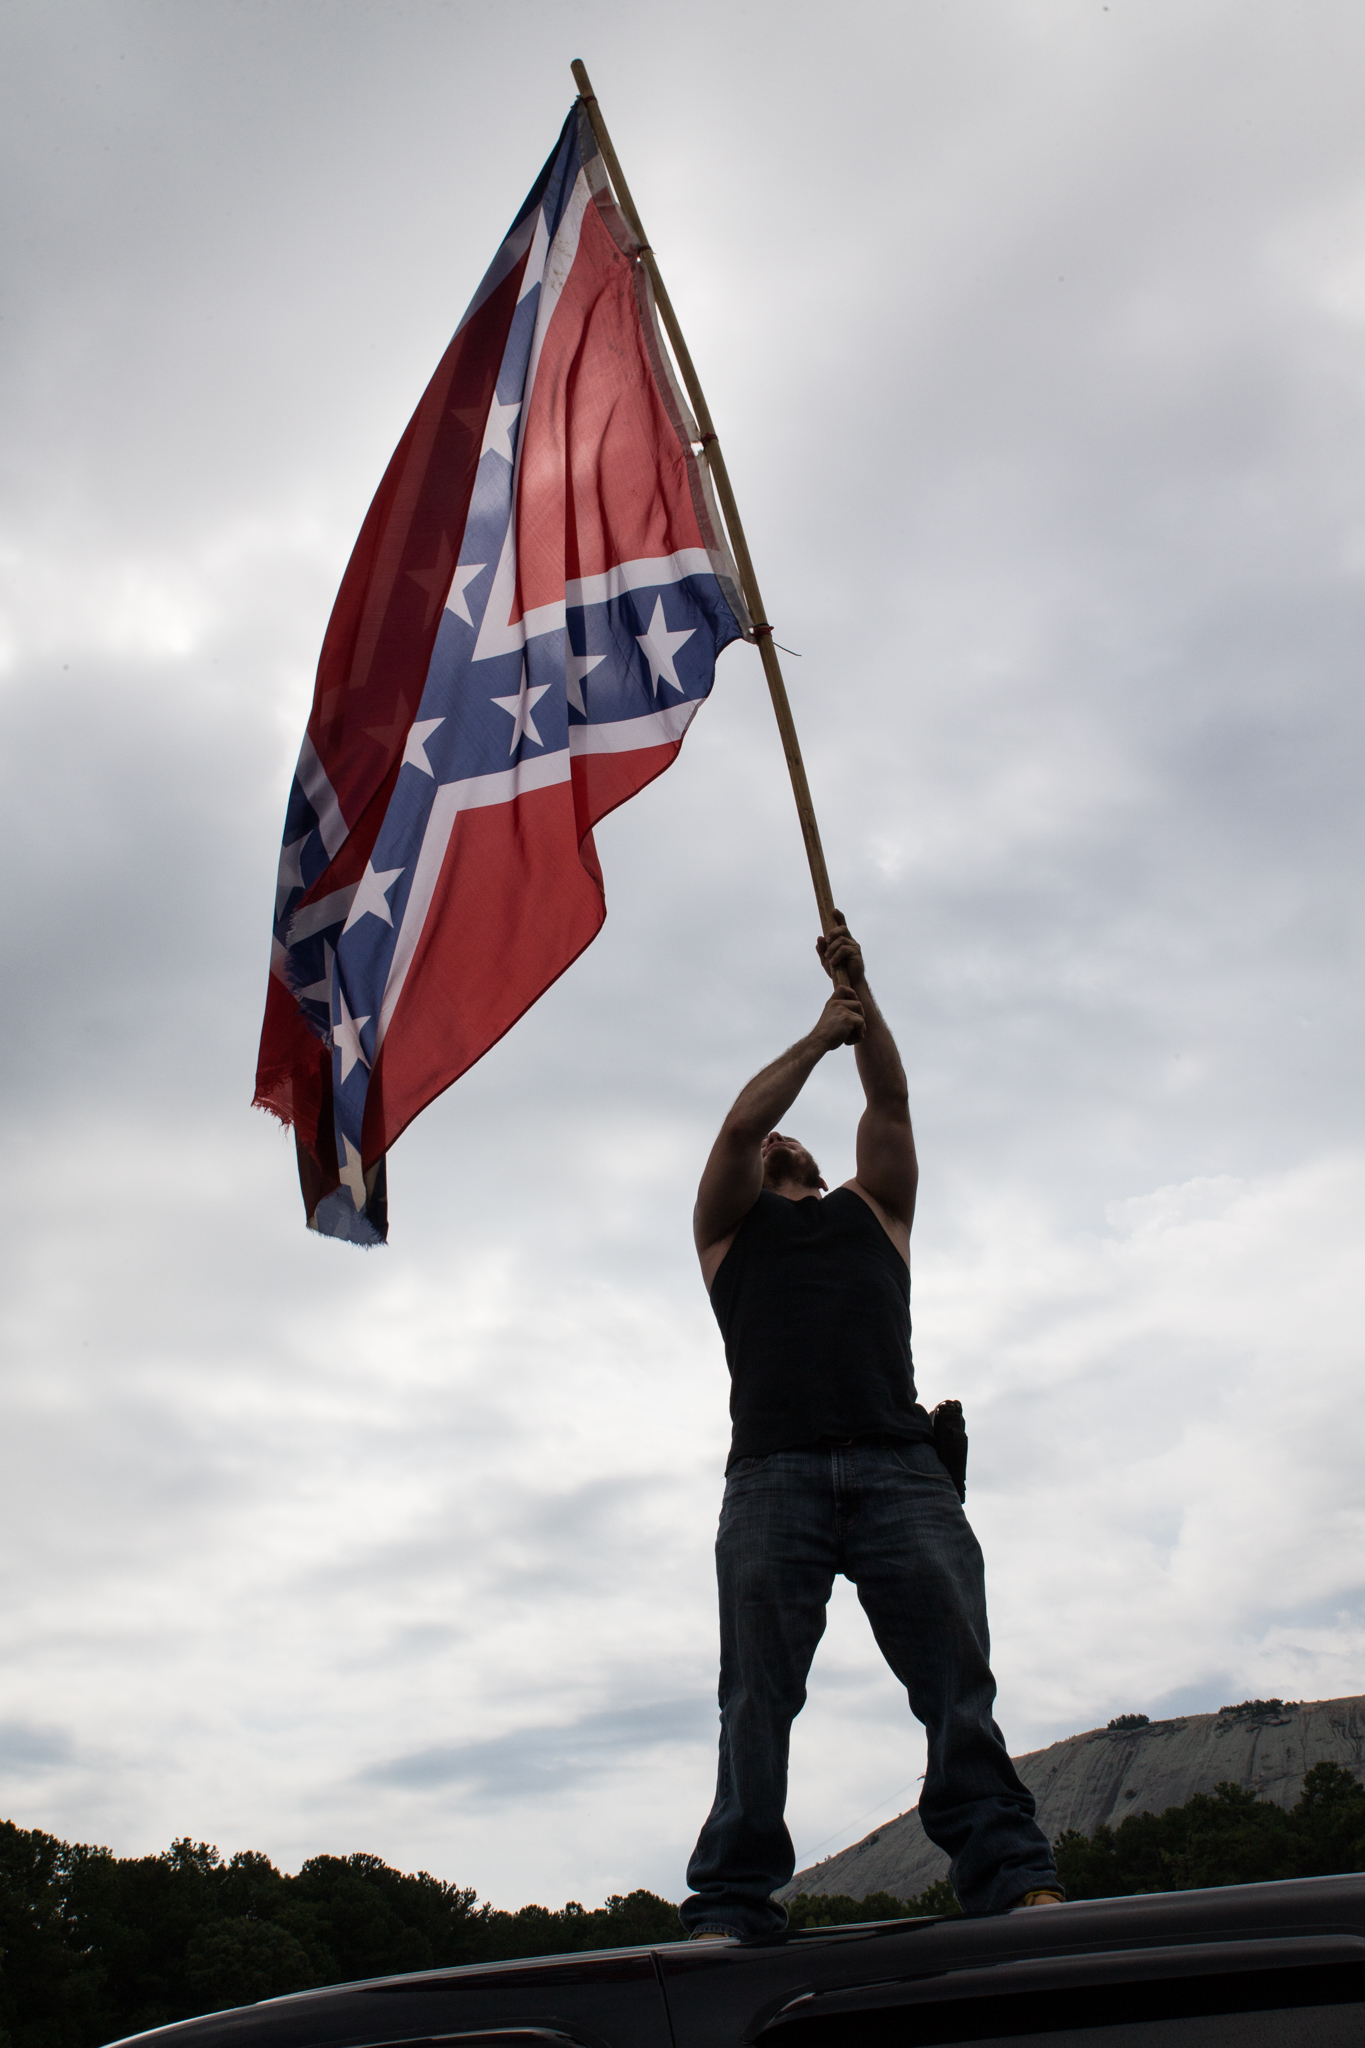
[680,1442,1059,1937]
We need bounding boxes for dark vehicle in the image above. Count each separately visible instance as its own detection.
[109,1873,1365,2047]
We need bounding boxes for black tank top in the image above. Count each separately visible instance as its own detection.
[709,1187,933,1467]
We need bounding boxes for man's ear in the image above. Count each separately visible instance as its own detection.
[818,1176,828,1191]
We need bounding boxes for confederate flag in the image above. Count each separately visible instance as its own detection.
[254,105,748,1242]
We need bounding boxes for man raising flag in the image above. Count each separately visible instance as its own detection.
[682,914,1065,1933]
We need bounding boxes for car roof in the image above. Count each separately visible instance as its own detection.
[106,1873,1365,2048]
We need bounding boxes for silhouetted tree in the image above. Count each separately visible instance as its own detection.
[1054,1761,1365,1898]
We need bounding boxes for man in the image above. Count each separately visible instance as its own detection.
[679,914,1062,1939]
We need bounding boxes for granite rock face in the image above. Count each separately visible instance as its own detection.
[782,1693,1365,1904]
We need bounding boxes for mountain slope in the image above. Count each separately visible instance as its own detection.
[783,1693,1365,1903]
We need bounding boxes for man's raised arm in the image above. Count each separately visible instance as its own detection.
[817,914,918,1244]
[693,989,865,1273]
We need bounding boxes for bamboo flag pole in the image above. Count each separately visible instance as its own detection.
[571,60,849,980]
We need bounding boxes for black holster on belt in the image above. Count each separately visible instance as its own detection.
[931,1399,968,1502]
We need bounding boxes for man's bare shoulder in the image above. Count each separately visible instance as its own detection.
[840,1177,911,1266]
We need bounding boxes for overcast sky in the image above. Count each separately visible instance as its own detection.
[2,0,1363,1917]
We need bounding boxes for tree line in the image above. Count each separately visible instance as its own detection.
[3,1761,1364,2048]
[0,1832,680,2048]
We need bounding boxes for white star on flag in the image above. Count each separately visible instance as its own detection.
[565,650,607,716]
[343,860,404,932]
[337,1136,368,1213]
[635,596,694,696]
[444,562,486,626]
[275,833,310,912]
[333,984,371,1082]
[491,663,552,752]
[481,397,522,464]
[402,718,444,776]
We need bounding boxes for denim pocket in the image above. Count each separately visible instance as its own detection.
[890,1440,947,1481]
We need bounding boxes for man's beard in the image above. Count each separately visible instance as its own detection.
[764,1144,822,1190]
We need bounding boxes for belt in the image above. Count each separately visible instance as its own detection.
[790,1432,909,1451]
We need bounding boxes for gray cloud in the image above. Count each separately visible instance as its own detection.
[365,1699,715,1803]
[0,1723,77,1773]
